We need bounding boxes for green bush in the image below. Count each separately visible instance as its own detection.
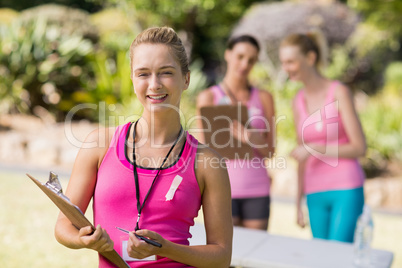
[360,61,402,173]
[0,4,98,120]
[0,8,19,25]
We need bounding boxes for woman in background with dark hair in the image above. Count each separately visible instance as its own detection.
[197,35,275,231]
[279,32,366,242]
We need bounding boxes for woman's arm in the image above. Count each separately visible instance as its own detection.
[248,90,276,157]
[126,146,233,267]
[290,99,307,228]
[309,84,366,158]
[296,161,306,228]
[168,147,232,267]
[54,128,114,252]
[229,90,276,158]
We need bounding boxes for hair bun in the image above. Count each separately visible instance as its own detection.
[305,29,328,69]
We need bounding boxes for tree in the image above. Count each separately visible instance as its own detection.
[0,0,102,13]
[107,0,271,84]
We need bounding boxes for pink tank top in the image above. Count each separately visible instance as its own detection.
[211,85,271,198]
[94,122,201,267]
[294,81,365,194]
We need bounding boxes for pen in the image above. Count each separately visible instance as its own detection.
[115,227,162,248]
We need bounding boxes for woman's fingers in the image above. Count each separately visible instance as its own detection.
[291,145,309,162]
[78,225,95,237]
[126,229,162,259]
[231,120,248,143]
[78,224,113,252]
[297,208,305,228]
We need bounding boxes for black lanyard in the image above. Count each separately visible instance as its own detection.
[132,120,183,231]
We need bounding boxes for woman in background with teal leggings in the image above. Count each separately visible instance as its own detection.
[279,33,366,243]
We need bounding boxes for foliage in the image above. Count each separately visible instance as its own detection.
[107,0,268,83]
[0,8,19,24]
[0,5,142,122]
[0,0,102,13]
[249,62,301,157]
[360,61,402,167]
[90,8,135,51]
[0,4,98,119]
[383,61,402,96]
[342,0,402,94]
[180,59,208,130]
[348,0,402,41]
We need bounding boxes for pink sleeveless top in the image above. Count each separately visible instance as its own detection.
[94,122,201,267]
[294,81,365,194]
[211,85,271,198]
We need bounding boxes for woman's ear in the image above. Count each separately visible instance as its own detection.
[183,72,190,90]
[224,49,231,63]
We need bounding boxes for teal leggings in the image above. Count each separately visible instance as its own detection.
[306,187,364,243]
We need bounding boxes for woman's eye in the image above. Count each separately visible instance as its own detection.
[138,73,148,77]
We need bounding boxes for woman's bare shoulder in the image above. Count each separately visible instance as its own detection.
[197,87,215,107]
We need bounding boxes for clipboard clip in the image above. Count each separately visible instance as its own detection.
[45,172,63,194]
[44,172,70,202]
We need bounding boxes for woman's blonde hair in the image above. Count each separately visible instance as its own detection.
[281,30,328,69]
[129,27,190,76]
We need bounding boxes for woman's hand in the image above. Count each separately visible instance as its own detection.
[230,120,249,144]
[78,224,114,252]
[296,206,306,228]
[290,144,310,163]
[127,229,164,259]
[231,120,263,145]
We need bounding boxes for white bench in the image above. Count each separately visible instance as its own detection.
[189,222,394,268]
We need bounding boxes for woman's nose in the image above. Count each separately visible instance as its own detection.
[149,74,162,91]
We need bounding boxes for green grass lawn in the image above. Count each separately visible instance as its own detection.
[1,171,401,267]
[0,171,98,268]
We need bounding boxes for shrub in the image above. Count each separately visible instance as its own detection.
[0,4,98,120]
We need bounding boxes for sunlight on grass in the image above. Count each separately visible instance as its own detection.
[0,171,98,268]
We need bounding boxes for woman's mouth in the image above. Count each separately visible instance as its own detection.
[147,94,168,103]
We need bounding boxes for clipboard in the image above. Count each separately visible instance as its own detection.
[27,172,130,268]
[199,104,253,159]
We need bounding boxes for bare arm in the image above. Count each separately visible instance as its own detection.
[290,99,306,228]
[195,89,215,144]
[54,128,114,252]
[246,90,276,157]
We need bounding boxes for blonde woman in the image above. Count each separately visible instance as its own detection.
[55,27,232,267]
[279,33,366,242]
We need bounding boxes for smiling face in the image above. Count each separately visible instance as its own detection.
[225,42,259,79]
[131,43,190,113]
[279,45,316,82]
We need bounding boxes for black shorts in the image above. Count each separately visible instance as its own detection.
[232,196,270,220]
